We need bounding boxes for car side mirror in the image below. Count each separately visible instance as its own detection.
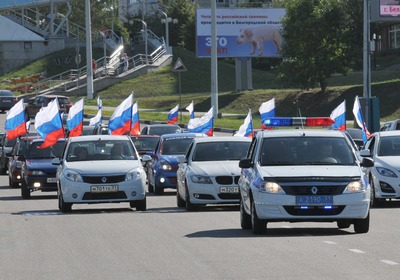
[141,154,152,163]
[177,155,187,164]
[51,158,61,165]
[358,149,371,157]
[239,158,252,168]
[361,157,374,168]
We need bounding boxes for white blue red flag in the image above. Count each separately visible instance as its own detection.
[108,94,133,135]
[234,109,253,138]
[131,102,140,136]
[330,100,346,131]
[35,98,65,148]
[259,98,275,129]
[186,101,194,119]
[188,107,214,136]
[66,98,84,137]
[5,99,28,140]
[352,96,371,143]
[89,96,102,126]
[167,104,179,124]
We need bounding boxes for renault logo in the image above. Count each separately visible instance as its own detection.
[102,177,107,183]
[311,186,318,194]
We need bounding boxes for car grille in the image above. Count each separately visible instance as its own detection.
[82,175,126,184]
[283,206,345,216]
[281,185,346,195]
[82,191,127,200]
[216,176,240,185]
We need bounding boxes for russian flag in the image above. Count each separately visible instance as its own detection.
[131,102,140,136]
[66,98,84,137]
[234,110,253,138]
[5,99,28,140]
[108,94,133,135]
[352,96,371,143]
[188,107,214,136]
[330,100,346,131]
[167,104,179,124]
[89,97,102,126]
[35,98,65,148]
[186,101,194,119]
[259,98,275,129]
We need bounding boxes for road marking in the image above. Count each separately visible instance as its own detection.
[281,225,292,228]
[323,241,337,245]
[380,260,398,265]
[349,249,365,254]
[20,211,62,216]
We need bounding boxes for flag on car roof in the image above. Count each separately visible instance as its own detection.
[89,96,102,126]
[330,100,346,131]
[131,102,140,136]
[259,98,275,129]
[186,101,194,119]
[66,98,84,137]
[5,99,28,140]
[188,107,214,136]
[108,93,133,135]
[352,96,370,143]
[167,104,179,124]
[35,98,65,148]
[234,109,253,138]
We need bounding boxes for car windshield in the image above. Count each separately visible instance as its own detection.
[162,137,194,155]
[66,140,137,161]
[149,126,181,135]
[131,137,159,152]
[192,141,250,161]
[378,136,400,156]
[259,137,355,166]
[26,141,66,159]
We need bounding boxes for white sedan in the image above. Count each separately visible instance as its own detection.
[176,136,251,210]
[53,135,151,212]
[360,131,400,207]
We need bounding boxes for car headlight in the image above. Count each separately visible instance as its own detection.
[191,175,212,184]
[126,168,142,181]
[63,169,83,182]
[259,181,284,194]
[344,181,365,193]
[159,160,172,170]
[28,170,45,176]
[376,167,398,178]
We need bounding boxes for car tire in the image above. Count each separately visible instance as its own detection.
[185,183,196,211]
[134,198,147,211]
[251,201,266,234]
[337,221,351,229]
[240,199,252,230]
[176,187,185,208]
[58,189,72,213]
[21,182,30,199]
[354,212,370,234]
[370,178,385,208]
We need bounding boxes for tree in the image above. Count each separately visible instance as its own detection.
[277,0,355,93]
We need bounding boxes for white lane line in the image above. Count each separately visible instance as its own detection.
[281,225,292,228]
[349,249,365,254]
[380,260,399,265]
[323,241,337,245]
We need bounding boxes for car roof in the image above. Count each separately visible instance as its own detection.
[256,129,346,139]
[160,132,206,139]
[374,130,400,137]
[31,138,67,144]
[144,124,181,127]
[131,135,160,139]
[193,136,252,143]
[68,135,131,143]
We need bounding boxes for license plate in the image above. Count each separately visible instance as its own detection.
[296,195,333,205]
[220,186,239,193]
[91,185,119,193]
[47,178,57,183]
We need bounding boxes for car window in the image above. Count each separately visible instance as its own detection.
[0,90,14,97]
[378,136,400,156]
[149,126,181,135]
[131,137,159,151]
[162,138,194,155]
[58,98,71,104]
[192,141,250,161]
[27,141,66,159]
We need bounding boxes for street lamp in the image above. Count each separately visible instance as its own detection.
[129,18,148,65]
[160,11,178,54]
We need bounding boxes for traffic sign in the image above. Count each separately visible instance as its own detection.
[172,58,187,72]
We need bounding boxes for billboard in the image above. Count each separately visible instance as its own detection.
[371,0,400,22]
[196,8,285,58]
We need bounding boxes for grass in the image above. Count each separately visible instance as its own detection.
[2,47,400,130]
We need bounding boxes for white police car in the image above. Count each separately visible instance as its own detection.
[238,117,374,234]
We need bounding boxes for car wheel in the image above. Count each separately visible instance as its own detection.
[240,199,252,230]
[337,221,351,229]
[176,187,185,208]
[185,183,196,211]
[251,201,266,234]
[58,189,72,213]
[134,198,147,211]
[21,182,30,199]
[370,177,385,208]
[354,212,370,234]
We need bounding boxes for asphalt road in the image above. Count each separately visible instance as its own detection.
[1,114,400,280]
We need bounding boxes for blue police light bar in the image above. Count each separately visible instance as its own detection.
[262,117,335,127]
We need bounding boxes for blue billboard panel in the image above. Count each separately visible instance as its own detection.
[196,8,285,58]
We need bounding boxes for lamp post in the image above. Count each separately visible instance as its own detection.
[129,19,148,65]
[160,11,178,54]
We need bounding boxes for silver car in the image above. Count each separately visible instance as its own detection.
[53,135,151,212]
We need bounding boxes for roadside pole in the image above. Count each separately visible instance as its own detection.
[172,58,187,121]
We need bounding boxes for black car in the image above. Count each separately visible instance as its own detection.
[0,90,18,112]
[24,94,73,119]
[0,134,17,175]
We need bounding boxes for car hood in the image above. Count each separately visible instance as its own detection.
[26,159,57,170]
[158,155,180,165]
[374,156,400,169]
[64,160,141,175]
[258,165,361,178]
[189,161,241,176]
